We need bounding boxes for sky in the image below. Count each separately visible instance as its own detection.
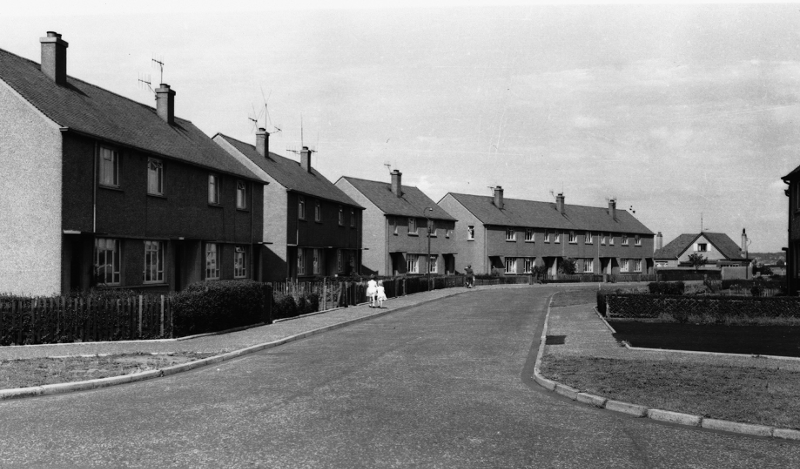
[3,1,799,252]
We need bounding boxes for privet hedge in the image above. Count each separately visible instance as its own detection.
[603,293,800,321]
[172,280,271,336]
[647,281,685,295]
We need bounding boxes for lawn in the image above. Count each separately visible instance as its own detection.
[540,355,800,428]
[0,352,214,389]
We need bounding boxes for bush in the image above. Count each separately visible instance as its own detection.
[172,280,269,336]
[272,293,298,320]
[648,281,685,295]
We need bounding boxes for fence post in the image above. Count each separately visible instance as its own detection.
[160,295,165,337]
[138,295,143,338]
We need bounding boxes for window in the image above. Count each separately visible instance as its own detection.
[236,181,247,209]
[147,158,163,195]
[620,258,630,273]
[525,229,534,242]
[635,235,642,246]
[208,174,219,204]
[350,209,355,227]
[505,257,517,274]
[506,228,516,241]
[446,228,452,238]
[554,232,561,243]
[391,217,398,235]
[314,200,321,222]
[609,233,615,246]
[523,258,534,274]
[634,259,642,272]
[144,240,164,283]
[622,234,629,245]
[585,232,593,244]
[99,147,119,187]
[205,243,219,279]
[408,218,417,235]
[312,248,321,275]
[696,243,707,252]
[298,196,306,220]
[429,220,437,237]
[428,255,438,274]
[234,246,247,278]
[583,258,594,273]
[601,233,606,245]
[95,238,120,285]
[569,231,577,244]
[544,231,551,243]
[338,206,344,226]
[297,248,306,275]
[467,225,475,240]
[337,250,343,273]
[406,254,420,274]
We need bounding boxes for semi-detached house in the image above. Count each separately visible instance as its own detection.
[438,187,655,277]
[0,32,264,295]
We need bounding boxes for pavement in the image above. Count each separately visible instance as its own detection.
[535,293,800,441]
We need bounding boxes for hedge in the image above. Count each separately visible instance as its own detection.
[172,280,271,336]
[647,281,685,295]
[602,293,800,322]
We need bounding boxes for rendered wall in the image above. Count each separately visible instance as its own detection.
[335,178,386,275]
[0,81,62,295]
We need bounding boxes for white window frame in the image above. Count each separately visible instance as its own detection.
[205,243,219,280]
[428,255,438,274]
[696,243,708,252]
[554,232,561,243]
[446,228,452,238]
[635,235,642,246]
[312,248,321,275]
[99,146,119,188]
[523,258,534,274]
[601,233,606,245]
[467,225,475,240]
[544,230,551,243]
[506,228,516,241]
[505,257,517,274]
[634,259,643,272]
[298,196,306,220]
[569,231,577,244]
[234,246,247,278]
[525,229,534,242]
[622,234,629,246]
[144,240,164,283]
[429,220,437,237]
[147,158,163,196]
[620,258,630,273]
[208,174,220,205]
[95,238,121,285]
[408,218,418,235]
[314,200,321,222]
[583,258,594,273]
[406,254,420,274]
[585,232,593,244]
[609,233,615,246]
[391,216,398,235]
[236,181,247,209]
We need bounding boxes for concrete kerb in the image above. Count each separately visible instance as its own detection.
[533,292,800,441]
[0,287,475,401]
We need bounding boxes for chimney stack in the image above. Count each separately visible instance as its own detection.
[256,128,269,157]
[155,84,176,125]
[609,199,617,221]
[556,193,565,215]
[301,147,312,172]
[40,31,68,85]
[741,228,748,258]
[493,186,504,210]
[656,232,663,250]
[391,170,402,197]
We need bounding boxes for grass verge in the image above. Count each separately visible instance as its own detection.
[0,352,214,389]
[540,355,800,428]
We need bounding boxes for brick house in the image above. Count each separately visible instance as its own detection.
[0,32,264,295]
[783,165,800,293]
[653,231,748,269]
[213,131,363,280]
[335,170,458,276]
[437,188,655,277]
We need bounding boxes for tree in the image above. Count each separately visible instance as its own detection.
[686,253,707,271]
[558,257,577,275]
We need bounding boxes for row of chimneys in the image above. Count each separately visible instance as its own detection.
[40,32,317,173]
[491,186,618,220]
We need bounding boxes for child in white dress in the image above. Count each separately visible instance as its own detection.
[376,280,387,308]
[366,276,378,307]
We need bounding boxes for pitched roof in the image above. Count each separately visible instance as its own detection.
[446,192,652,234]
[338,176,456,221]
[0,47,258,180]
[654,232,742,260]
[214,134,361,208]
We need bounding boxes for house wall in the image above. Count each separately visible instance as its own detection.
[385,216,457,275]
[676,234,728,264]
[437,194,485,274]
[335,178,387,275]
[0,81,63,295]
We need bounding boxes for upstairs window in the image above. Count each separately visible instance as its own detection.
[446,228,452,238]
[429,220,437,237]
[147,158,163,195]
[236,181,247,209]
[467,225,475,240]
[408,218,417,234]
[601,233,606,245]
[585,232,593,244]
[635,235,642,246]
[525,229,534,242]
[568,231,577,244]
[622,234,629,245]
[506,228,516,241]
[696,243,707,252]
[554,232,561,243]
[544,231,551,243]
[298,196,306,220]
[391,217,398,235]
[99,147,119,187]
[314,200,321,222]
[208,174,219,204]
[609,233,615,246]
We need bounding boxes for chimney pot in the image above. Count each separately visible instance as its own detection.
[40,31,69,85]
[556,193,565,215]
[301,146,312,172]
[656,232,663,250]
[256,128,269,157]
[609,198,617,221]
[155,84,176,125]
[391,170,402,197]
[493,186,504,210]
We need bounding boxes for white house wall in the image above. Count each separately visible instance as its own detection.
[0,80,62,295]
[334,178,387,275]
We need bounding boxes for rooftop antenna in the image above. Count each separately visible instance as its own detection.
[152,55,165,84]
[384,162,392,172]
[137,72,153,93]
[247,104,263,133]
[287,115,316,155]
[549,189,556,201]
[260,87,282,135]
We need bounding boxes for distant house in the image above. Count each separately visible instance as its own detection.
[214,131,363,280]
[653,231,749,269]
[0,32,264,295]
[335,170,458,276]
[438,188,655,277]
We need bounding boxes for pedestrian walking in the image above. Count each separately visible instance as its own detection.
[366,275,379,307]
[376,280,387,308]
[465,264,474,288]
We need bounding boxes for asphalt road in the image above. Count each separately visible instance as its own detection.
[0,287,798,468]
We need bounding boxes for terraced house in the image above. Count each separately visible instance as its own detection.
[214,131,363,281]
[0,32,264,295]
[335,170,458,276]
[438,188,655,277]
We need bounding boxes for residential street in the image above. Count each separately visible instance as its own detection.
[0,287,798,467]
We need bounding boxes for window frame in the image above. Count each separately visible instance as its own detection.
[504,257,517,274]
[554,232,561,244]
[234,246,248,278]
[634,259,643,273]
[525,229,534,242]
[205,243,220,280]
[95,237,121,285]
[408,218,418,235]
[467,225,475,240]
[406,254,420,274]
[601,233,606,245]
[696,243,708,252]
[143,240,165,284]
[568,231,577,244]
[622,234,629,246]
[609,233,615,246]
[298,196,306,220]
[544,230,551,243]
[523,258,534,274]
[428,220,437,237]
[236,180,247,210]
[312,248,321,275]
[313,200,321,222]
[98,146,120,188]
[635,235,642,246]
[208,174,220,205]
[585,232,593,244]
[620,258,630,273]
[506,228,516,242]
[297,248,306,275]
[147,158,163,196]
[583,258,594,273]
[428,255,438,274]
